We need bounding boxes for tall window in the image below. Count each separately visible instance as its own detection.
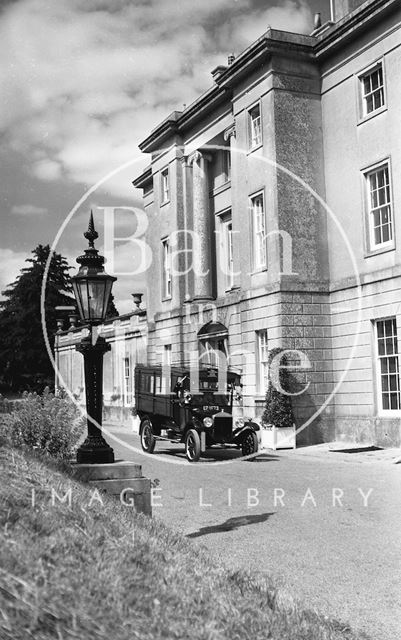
[161,167,170,204]
[257,330,269,393]
[250,192,266,270]
[222,150,231,182]
[221,216,234,290]
[360,63,385,116]
[198,322,228,369]
[199,338,228,367]
[162,238,172,299]
[123,356,131,405]
[365,163,393,250]
[249,104,262,148]
[376,318,400,411]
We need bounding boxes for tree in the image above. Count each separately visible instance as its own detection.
[106,292,119,319]
[0,245,75,392]
[261,347,295,428]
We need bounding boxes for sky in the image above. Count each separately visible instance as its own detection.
[0,0,330,313]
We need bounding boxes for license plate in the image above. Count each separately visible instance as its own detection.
[203,405,219,412]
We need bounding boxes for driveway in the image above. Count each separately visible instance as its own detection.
[105,424,401,640]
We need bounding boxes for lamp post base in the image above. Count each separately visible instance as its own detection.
[77,435,115,464]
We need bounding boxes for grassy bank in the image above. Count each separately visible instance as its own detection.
[0,445,368,640]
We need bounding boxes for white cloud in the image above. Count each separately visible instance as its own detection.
[0,249,28,295]
[11,203,48,216]
[223,1,313,48]
[0,0,313,198]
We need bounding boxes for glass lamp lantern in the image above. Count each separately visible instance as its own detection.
[72,212,116,324]
[71,212,116,464]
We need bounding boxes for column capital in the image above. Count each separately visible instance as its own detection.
[224,123,236,141]
[188,150,213,166]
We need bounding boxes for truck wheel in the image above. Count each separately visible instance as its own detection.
[241,431,258,459]
[140,418,156,453]
[185,429,201,462]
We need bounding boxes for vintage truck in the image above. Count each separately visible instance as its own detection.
[134,365,259,462]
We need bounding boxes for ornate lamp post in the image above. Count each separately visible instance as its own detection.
[72,212,116,464]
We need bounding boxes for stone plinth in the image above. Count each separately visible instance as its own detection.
[72,461,152,516]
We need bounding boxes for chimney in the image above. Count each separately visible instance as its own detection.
[314,12,322,30]
[227,53,235,66]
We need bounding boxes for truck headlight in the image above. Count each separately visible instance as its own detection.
[203,417,213,428]
[235,417,245,428]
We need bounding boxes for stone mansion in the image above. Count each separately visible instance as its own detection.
[56,0,401,447]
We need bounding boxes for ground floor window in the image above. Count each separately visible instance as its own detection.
[376,318,400,411]
[123,356,131,405]
[199,337,228,367]
[257,329,269,394]
[198,322,228,369]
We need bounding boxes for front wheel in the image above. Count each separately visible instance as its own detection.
[241,431,258,459]
[140,418,156,454]
[185,429,201,462]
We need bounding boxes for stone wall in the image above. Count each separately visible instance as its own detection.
[331,272,401,447]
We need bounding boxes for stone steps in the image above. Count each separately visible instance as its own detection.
[72,461,151,515]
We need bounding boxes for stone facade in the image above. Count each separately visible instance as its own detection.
[55,0,401,447]
[131,0,401,447]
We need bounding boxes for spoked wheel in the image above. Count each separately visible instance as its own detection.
[185,429,201,462]
[140,418,156,454]
[241,431,258,459]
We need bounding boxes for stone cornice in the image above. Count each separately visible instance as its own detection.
[136,1,398,156]
[132,165,152,189]
[137,31,315,154]
[314,0,399,59]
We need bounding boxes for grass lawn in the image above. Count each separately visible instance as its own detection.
[0,445,370,640]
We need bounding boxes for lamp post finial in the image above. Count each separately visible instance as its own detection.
[84,210,99,248]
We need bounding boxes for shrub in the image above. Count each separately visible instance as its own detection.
[0,393,10,414]
[0,387,84,459]
[261,347,295,429]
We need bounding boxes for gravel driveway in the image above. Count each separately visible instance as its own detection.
[105,424,401,640]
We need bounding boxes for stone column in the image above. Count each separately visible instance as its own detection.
[189,150,213,301]
[223,124,239,289]
[180,155,192,303]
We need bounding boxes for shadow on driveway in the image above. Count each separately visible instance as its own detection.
[187,512,275,538]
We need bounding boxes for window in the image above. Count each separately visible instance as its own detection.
[198,322,228,368]
[222,150,231,182]
[360,63,385,116]
[365,163,393,250]
[220,215,234,290]
[250,192,266,270]
[123,357,131,405]
[257,330,269,394]
[162,238,172,299]
[161,167,170,204]
[249,104,262,148]
[139,373,153,393]
[199,338,228,367]
[376,318,400,411]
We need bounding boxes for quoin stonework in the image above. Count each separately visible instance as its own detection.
[56,0,401,448]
